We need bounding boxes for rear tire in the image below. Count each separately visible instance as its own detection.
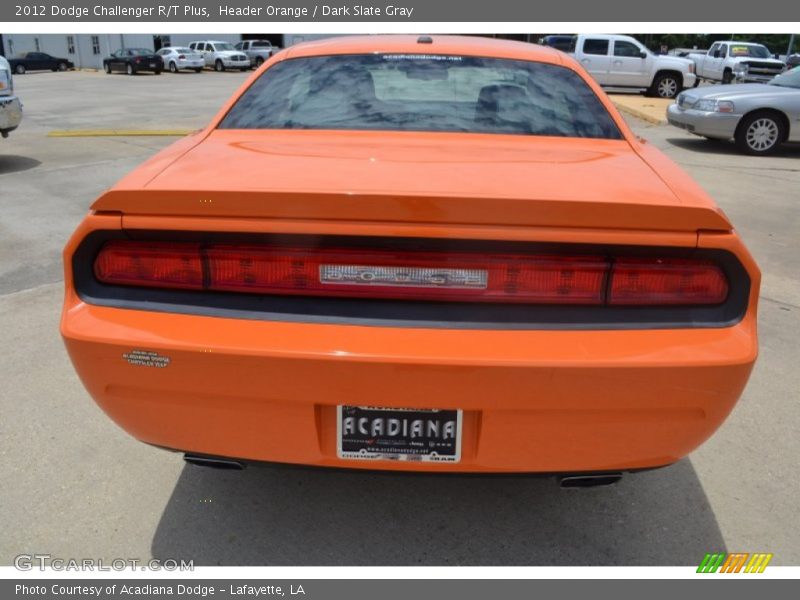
[735,111,785,155]
[57,62,68,71]
[194,68,203,73]
[104,63,111,74]
[215,59,225,72]
[256,56,264,67]
[169,61,178,73]
[126,63,135,76]
[650,73,681,99]
[15,64,25,75]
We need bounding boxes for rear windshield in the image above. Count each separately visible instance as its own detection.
[219,54,622,139]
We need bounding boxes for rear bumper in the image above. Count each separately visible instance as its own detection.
[176,59,205,69]
[0,96,22,134]
[62,298,757,473]
[61,216,760,474]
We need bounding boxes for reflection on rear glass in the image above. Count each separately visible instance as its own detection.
[219,54,622,139]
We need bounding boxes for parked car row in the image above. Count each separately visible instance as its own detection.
[100,40,282,75]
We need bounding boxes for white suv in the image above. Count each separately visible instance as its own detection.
[188,40,250,72]
[0,56,23,139]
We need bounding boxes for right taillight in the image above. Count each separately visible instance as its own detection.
[608,258,728,305]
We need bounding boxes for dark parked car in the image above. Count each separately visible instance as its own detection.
[8,52,74,74]
[786,54,800,69]
[103,48,162,75]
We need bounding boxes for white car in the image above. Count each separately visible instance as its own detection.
[156,47,205,73]
[0,56,23,139]
[188,40,250,72]
[569,34,696,98]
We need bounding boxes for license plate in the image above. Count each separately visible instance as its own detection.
[149,63,156,67]
[337,406,462,463]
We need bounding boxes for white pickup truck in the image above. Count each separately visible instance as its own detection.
[687,41,786,84]
[0,56,23,139]
[568,34,696,98]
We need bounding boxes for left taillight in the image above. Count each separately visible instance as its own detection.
[94,242,204,290]
[92,241,730,306]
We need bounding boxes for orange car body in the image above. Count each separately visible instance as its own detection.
[61,36,759,474]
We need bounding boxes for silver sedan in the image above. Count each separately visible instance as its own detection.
[667,67,800,155]
[156,47,205,73]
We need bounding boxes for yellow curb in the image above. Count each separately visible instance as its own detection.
[613,102,666,125]
[48,129,193,137]
[609,95,671,125]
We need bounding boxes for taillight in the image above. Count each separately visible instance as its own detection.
[92,241,729,307]
[94,242,204,290]
[609,258,728,305]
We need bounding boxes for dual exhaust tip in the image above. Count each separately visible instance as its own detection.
[183,454,623,487]
[183,454,245,470]
[559,473,623,488]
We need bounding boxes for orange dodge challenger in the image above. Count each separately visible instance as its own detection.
[61,36,759,484]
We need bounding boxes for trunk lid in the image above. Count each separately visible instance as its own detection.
[93,130,732,232]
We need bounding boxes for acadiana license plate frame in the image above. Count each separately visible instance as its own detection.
[337,405,462,463]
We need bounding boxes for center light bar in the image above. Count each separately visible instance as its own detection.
[93,241,729,306]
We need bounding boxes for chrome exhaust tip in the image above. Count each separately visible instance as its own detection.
[183,454,245,470]
[559,473,622,488]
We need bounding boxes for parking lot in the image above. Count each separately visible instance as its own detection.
[1,70,798,566]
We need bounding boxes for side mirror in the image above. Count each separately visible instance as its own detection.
[639,51,647,59]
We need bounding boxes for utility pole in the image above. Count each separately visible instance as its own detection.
[788,34,796,57]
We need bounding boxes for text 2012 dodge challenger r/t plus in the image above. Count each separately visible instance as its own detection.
[61,36,759,485]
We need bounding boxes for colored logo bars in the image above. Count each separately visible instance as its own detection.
[697,553,773,573]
